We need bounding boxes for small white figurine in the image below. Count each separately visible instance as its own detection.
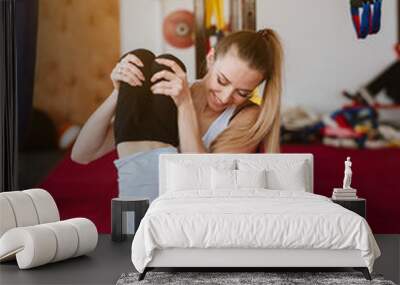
[342,157,353,190]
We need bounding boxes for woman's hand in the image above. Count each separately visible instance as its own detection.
[110,54,146,90]
[150,58,191,107]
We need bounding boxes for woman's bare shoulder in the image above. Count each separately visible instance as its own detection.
[230,101,261,124]
[211,103,262,153]
[189,80,201,95]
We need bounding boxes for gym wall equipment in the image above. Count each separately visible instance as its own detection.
[350,0,382,39]
[194,0,256,79]
[163,10,195,49]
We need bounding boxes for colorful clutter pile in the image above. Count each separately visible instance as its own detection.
[281,104,400,149]
[280,106,324,144]
[322,104,382,149]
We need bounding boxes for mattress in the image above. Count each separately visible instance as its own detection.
[131,189,381,273]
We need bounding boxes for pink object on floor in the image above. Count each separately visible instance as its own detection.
[323,126,360,138]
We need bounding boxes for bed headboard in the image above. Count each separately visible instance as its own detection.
[159,153,314,195]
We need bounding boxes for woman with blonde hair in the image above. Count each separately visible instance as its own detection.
[71,28,284,202]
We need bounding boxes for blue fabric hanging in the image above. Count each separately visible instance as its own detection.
[371,0,382,34]
[350,0,382,39]
[359,1,371,38]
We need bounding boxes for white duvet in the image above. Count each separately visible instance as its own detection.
[131,189,380,273]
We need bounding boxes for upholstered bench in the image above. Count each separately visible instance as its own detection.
[0,188,98,269]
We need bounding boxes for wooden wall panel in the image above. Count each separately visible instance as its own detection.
[33,0,120,126]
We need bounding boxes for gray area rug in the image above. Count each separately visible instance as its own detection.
[116,271,396,285]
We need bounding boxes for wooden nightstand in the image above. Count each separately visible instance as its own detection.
[331,198,366,219]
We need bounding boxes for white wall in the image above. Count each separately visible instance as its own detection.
[258,0,398,113]
[120,0,398,113]
[120,0,162,53]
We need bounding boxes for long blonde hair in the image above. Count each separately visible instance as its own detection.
[204,28,283,153]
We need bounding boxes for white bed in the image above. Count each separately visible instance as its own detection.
[130,154,381,281]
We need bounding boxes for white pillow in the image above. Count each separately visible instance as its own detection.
[211,168,267,190]
[236,169,267,188]
[211,168,236,190]
[166,159,236,191]
[237,159,308,191]
[167,162,211,191]
[266,166,307,191]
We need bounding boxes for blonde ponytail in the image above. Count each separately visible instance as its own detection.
[208,28,284,153]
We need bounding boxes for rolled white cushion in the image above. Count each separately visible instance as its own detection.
[64,218,98,257]
[42,221,79,262]
[0,226,57,269]
[0,218,97,269]
[0,189,60,239]
[0,191,39,227]
[0,195,17,237]
[23,188,60,223]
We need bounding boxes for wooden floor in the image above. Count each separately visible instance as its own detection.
[0,235,398,285]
